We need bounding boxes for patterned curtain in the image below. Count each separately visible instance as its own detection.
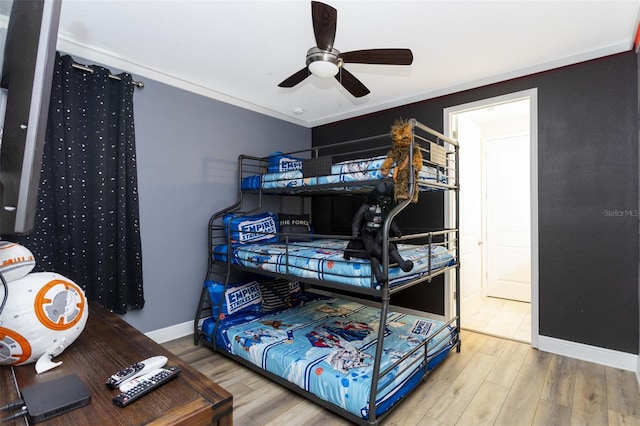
[7,53,144,314]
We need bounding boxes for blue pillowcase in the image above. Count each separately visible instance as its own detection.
[223,211,279,245]
[268,151,303,173]
[205,278,326,321]
[205,279,263,320]
[241,174,262,190]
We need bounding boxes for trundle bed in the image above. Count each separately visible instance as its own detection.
[194,119,460,425]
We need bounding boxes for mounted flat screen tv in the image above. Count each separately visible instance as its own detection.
[0,0,61,235]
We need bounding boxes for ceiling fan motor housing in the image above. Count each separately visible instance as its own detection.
[306,47,342,77]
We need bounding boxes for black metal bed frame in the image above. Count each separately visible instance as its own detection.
[193,119,460,425]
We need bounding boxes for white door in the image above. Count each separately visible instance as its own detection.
[456,117,484,317]
[484,134,531,302]
[445,88,539,346]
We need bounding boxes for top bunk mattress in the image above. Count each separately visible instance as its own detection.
[241,155,449,192]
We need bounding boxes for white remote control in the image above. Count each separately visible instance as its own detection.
[113,366,180,407]
[105,355,168,389]
[119,367,164,392]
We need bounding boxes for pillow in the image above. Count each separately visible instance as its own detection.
[204,279,262,320]
[241,174,262,190]
[223,212,279,245]
[278,213,312,242]
[267,151,303,173]
[258,278,295,312]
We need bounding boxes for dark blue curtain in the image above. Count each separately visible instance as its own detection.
[9,53,144,314]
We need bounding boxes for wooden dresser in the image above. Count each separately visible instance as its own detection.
[0,301,232,425]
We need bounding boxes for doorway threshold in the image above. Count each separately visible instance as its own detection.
[462,296,531,344]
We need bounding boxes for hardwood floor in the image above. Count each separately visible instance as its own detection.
[162,330,640,425]
[463,296,531,343]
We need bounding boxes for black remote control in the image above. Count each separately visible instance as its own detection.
[112,366,180,407]
[105,355,168,389]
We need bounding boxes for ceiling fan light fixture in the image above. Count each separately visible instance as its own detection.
[306,47,341,78]
[308,60,339,78]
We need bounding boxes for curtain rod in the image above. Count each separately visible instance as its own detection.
[71,63,145,88]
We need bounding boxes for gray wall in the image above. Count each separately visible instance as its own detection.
[120,78,310,333]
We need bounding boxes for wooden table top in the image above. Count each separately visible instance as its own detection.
[1,301,232,425]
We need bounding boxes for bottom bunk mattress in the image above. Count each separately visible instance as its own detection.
[200,297,458,420]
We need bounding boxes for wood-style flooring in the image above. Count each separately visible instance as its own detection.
[162,330,640,425]
[463,296,531,343]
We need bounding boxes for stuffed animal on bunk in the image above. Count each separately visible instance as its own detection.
[343,180,414,284]
[379,118,423,203]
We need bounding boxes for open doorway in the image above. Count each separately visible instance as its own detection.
[444,89,539,345]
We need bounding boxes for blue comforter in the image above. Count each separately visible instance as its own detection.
[213,239,455,290]
[241,155,447,191]
[201,297,458,419]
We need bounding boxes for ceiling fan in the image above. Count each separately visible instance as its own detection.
[278,1,413,98]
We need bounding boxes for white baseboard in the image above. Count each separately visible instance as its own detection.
[145,320,194,344]
[538,335,638,372]
[637,355,640,393]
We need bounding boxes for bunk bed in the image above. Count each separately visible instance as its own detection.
[194,119,460,425]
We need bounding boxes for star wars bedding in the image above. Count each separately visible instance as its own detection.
[200,297,458,419]
[212,239,455,290]
[240,155,447,191]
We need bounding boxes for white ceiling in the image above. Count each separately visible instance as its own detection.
[56,0,640,128]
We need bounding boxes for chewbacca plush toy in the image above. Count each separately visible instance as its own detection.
[380,118,423,203]
[343,181,414,284]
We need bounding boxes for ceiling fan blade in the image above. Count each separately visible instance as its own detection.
[311,1,337,50]
[335,67,370,98]
[278,67,310,88]
[341,49,414,65]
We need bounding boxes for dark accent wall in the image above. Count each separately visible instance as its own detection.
[637,47,640,359]
[313,51,639,355]
[311,133,447,314]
